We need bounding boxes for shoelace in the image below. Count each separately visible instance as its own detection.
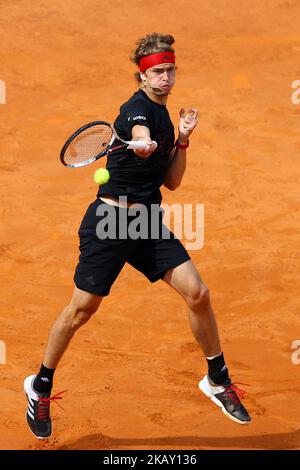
[37,391,66,420]
[224,384,246,404]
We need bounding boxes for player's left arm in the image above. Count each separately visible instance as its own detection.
[164,108,198,191]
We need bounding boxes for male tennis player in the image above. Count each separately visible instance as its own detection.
[24,33,251,439]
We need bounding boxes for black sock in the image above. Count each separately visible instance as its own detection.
[33,363,55,394]
[206,352,230,385]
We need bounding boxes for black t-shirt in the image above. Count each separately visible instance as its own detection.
[97,89,175,205]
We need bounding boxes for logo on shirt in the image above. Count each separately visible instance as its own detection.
[128,115,147,121]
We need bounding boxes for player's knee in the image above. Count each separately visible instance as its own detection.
[186,283,210,310]
[63,302,99,330]
[71,309,92,329]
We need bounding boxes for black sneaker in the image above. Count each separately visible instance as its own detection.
[24,375,64,439]
[199,375,251,424]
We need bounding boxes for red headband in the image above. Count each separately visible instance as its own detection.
[139,52,175,72]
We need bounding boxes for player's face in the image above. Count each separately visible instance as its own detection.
[143,63,176,95]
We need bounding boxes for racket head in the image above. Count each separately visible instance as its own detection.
[60,121,115,168]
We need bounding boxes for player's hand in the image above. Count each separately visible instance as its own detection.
[133,136,157,158]
[178,108,199,143]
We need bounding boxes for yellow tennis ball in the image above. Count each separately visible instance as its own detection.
[93,168,110,185]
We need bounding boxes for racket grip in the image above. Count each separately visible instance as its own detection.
[127,140,158,150]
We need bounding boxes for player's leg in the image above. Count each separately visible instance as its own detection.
[24,286,102,439]
[129,232,220,358]
[163,259,221,357]
[163,259,251,424]
[43,286,102,370]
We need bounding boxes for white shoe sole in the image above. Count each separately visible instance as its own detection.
[198,376,250,425]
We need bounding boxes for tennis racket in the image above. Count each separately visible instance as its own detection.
[60,120,157,168]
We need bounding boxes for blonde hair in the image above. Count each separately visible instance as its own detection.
[131,33,175,82]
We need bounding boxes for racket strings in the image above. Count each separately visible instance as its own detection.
[63,124,113,165]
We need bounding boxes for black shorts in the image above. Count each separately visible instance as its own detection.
[74,199,190,296]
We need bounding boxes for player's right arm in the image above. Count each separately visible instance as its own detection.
[121,98,156,159]
[131,125,157,158]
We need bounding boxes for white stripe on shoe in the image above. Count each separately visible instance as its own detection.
[28,403,34,414]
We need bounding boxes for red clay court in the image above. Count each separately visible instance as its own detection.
[0,0,299,450]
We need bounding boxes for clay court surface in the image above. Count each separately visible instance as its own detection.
[0,0,300,450]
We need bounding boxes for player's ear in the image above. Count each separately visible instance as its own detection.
[140,73,146,83]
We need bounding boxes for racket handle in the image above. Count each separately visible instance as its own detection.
[127,140,158,150]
